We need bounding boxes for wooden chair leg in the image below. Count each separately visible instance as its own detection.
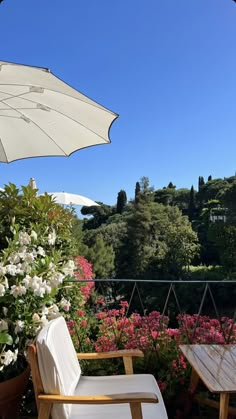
[123,356,134,375]
[189,368,199,395]
[38,402,52,419]
[130,402,143,419]
[219,393,229,419]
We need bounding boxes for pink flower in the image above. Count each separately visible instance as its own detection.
[151,331,158,340]
[77,309,85,317]
[120,301,129,308]
[158,381,166,393]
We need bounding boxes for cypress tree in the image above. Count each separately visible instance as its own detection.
[167,182,176,189]
[188,185,196,221]
[135,182,141,203]
[198,176,205,191]
[116,190,127,214]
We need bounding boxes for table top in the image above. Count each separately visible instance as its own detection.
[180,344,236,393]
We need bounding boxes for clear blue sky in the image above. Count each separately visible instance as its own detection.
[0,0,236,208]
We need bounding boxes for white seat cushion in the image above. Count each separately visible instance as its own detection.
[69,374,168,419]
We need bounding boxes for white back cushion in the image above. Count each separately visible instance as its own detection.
[36,316,81,419]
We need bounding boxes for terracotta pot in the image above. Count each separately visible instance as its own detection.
[0,365,30,419]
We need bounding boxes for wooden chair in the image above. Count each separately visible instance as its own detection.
[27,316,168,419]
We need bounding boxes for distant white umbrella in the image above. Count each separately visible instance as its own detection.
[48,192,100,207]
[0,60,118,163]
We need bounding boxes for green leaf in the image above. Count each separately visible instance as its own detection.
[0,331,13,345]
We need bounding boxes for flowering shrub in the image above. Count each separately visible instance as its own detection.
[75,301,236,400]
[58,256,96,352]
[177,313,236,344]
[93,303,187,397]
[0,224,76,381]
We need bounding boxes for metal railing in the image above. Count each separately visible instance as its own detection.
[64,279,236,344]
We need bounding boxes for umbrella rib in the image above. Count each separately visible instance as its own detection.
[0,114,22,119]
[0,88,29,102]
[0,138,9,163]
[2,93,110,143]
[0,83,116,114]
[0,99,69,156]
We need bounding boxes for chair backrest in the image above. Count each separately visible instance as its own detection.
[36,316,81,419]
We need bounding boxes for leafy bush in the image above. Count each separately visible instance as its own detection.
[69,299,236,401]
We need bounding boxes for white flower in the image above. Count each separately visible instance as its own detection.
[37,246,45,257]
[62,260,75,276]
[2,307,8,316]
[14,320,24,334]
[30,230,38,241]
[49,272,64,287]
[0,284,5,297]
[48,262,55,270]
[45,283,52,294]
[23,252,35,263]
[1,349,18,366]
[10,284,27,298]
[0,320,8,331]
[48,229,56,246]
[19,231,31,246]
[15,264,25,276]
[8,252,21,264]
[5,264,17,276]
[21,262,32,274]
[41,306,49,316]
[47,304,60,319]
[22,275,32,289]
[32,313,40,322]
[59,297,71,312]
[33,279,51,297]
[0,264,6,275]
[18,248,27,259]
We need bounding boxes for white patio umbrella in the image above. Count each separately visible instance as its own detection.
[48,192,100,207]
[0,60,118,163]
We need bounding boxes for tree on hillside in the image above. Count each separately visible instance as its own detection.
[172,188,190,210]
[167,182,176,189]
[188,185,196,221]
[209,224,236,274]
[133,177,155,206]
[198,176,205,191]
[220,179,236,221]
[117,197,199,279]
[135,181,141,203]
[162,219,200,277]
[85,234,115,279]
[116,190,127,214]
[139,176,155,194]
[197,178,229,206]
[81,203,114,229]
[154,187,175,206]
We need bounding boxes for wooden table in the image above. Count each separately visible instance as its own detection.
[179,344,236,419]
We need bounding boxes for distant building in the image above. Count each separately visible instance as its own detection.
[209,206,227,223]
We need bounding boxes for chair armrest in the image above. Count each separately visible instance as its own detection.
[38,391,158,405]
[77,349,144,360]
[77,349,144,375]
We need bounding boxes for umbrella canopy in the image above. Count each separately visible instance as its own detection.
[48,192,100,207]
[0,61,118,163]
